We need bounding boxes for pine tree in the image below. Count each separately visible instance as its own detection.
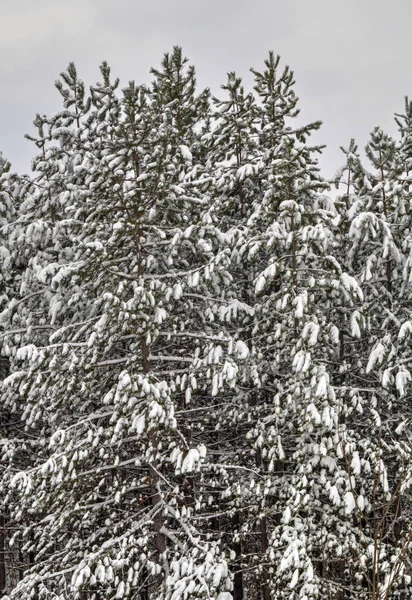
[0,153,17,594]
[1,51,246,600]
[235,54,368,599]
[332,125,412,599]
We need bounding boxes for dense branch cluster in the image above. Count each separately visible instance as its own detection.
[1,47,412,600]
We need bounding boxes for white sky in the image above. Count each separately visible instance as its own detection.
[1,0,412,180]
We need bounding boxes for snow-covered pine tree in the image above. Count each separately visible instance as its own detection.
[0,63,98,597]
[202,70,263,600]
[0,50,247,600]
[395,97,412,300]
[0,152,18,594]
[232,53,371,599]
[331,125,412,599]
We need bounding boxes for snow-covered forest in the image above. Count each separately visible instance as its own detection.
[1,46,412,600]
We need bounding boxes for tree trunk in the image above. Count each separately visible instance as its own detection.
[232,511,244,600]
[0,514,5,594]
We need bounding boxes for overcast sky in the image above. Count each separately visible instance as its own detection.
[1,0,411,180]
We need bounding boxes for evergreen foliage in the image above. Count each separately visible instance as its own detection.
[1,47,412,600]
